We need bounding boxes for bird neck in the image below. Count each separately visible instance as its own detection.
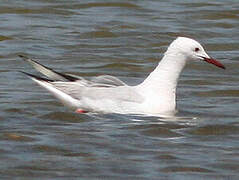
[141,53,186,90]
[138,53,187,114]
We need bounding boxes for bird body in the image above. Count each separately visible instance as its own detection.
[20,37,225,116]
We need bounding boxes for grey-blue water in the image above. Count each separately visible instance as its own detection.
[1,0,239,179]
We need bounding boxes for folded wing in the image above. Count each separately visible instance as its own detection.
[20,55,144,112]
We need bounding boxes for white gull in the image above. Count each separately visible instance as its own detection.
[20,37,225,117]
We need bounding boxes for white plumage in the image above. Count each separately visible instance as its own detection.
[20,37,225,116]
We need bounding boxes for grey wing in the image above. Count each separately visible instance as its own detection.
[20,55,143,109]
[52,82,144,103]
[67,75,127,88]
[51,81,86,99]
[19,55,79,81]
[90,75,127,87]
[19,55,127,87]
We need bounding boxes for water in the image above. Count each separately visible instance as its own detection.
[1,0,239,179]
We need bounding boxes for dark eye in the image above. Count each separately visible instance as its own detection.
[194,47,200,52]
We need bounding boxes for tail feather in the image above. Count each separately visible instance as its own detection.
[19,55,78,82]
[21,71,81,109]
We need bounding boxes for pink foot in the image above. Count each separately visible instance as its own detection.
[75,109,88,114]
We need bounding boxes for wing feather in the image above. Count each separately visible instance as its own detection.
[19,55,78,81]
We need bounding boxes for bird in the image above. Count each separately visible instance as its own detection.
[20,37,225,117]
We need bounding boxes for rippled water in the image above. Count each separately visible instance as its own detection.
[1,0,239,179]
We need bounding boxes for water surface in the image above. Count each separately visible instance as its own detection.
[1,0,239,179]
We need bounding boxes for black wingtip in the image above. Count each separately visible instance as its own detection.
[20,71,54,82]
[19,55,79,82]
[18,54,29,61]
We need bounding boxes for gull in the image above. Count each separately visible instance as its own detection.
[20,37,225,116]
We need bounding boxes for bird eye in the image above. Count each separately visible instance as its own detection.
[194,47,200,52]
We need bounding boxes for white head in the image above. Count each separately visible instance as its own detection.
[166,37,225,69]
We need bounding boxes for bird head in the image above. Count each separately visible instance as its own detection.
[166,37,225,69]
